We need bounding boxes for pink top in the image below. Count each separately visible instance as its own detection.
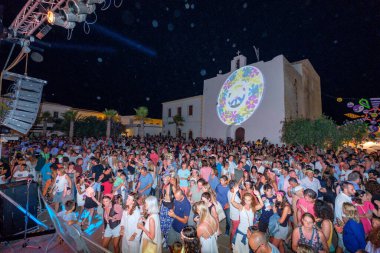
[150,153,159,166]
[200,166,212,182]
[104,204,123,221]
[356,201,375,235]
[296,198,316,218]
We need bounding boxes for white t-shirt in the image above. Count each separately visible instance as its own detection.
[13,170,29,181]
[228,191,241,221]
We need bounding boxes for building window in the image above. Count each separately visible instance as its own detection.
[177,107,182,117]
[168,108,172,117]
[53,111,59,118]
[188,105,193,116]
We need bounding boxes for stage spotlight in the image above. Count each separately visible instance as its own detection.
[47,10,76,29]
[68,0,96,15]
[59,7,87,23]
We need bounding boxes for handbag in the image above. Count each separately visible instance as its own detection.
[141,238,157,253]
[215,201,226,221]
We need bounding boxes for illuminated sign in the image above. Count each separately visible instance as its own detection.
[217,66,264,125]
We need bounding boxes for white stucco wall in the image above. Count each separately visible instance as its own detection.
[162,96,203,138]
[202,55,286,144]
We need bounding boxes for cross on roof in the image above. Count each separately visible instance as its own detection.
[236,50,241,56]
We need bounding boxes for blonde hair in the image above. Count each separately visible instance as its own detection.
[343,202,360,222]
[197,201,217,228]
[145,196,159,215]
[297,244,314,253]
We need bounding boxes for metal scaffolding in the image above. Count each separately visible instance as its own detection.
[9,0,67,37]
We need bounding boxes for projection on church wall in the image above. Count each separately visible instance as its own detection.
[216,66,264,125]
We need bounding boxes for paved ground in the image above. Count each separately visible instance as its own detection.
[0,202,234,253]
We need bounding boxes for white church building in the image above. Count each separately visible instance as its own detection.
[162,54,322,144]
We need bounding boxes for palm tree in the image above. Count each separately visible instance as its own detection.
[103,109,118,139]
[39,111,52,136]
[134,106,148,137]
[170,114,185,137]
[62,110,79,141]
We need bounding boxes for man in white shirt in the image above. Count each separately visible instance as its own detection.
[300,167,326,196]
[334,181,356,252]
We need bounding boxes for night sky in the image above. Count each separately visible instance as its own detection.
[1,0,380,123]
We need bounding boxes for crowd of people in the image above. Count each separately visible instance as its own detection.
[0,135,380,253]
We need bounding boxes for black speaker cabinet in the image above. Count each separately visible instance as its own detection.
[0,181,38,238]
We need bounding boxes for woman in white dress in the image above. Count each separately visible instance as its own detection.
[231,188,264,253]
[138,196,162,253]
[120,192,142,253]
[196,201,218,253]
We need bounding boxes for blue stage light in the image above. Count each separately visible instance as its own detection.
[0,190,49,230]
[94,24,157,57]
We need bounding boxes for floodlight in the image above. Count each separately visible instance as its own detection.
[68,0,96,15]
[60,7,87,22]
[47,10,76,29]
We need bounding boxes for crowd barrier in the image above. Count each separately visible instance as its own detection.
[39,190,111,253]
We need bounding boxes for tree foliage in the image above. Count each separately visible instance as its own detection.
[134,106,149,137]
[103,109,118,139]
[54,116,125,138]
[282,116,368,150]
[169,114,185,137]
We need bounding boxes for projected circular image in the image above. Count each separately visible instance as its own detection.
[217,66,264,125]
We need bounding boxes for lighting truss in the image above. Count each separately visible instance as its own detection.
[9,0,67,37]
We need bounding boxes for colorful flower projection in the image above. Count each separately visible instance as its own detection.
[217,66,264,125]
[340,98,380,133]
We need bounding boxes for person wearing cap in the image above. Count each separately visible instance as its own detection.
[300,167,326,197]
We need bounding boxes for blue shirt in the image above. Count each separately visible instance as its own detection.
[209,175,219,191]
[178,169,190,187]
[216,163,223,178]
[138,173,153,196]
[172,197,191,232]
[343,219,366,253]
[216,184,229,208]
[41,163,52,182]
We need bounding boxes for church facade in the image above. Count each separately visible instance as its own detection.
[162,54,322,144]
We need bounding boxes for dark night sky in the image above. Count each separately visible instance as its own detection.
[1,0,380,123]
